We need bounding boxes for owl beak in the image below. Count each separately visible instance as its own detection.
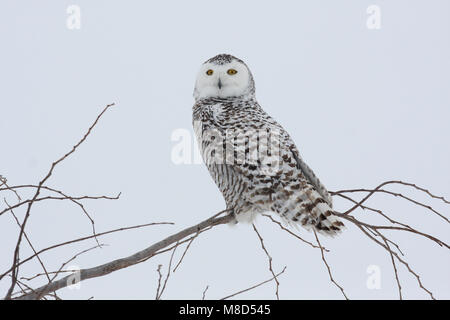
[217,78,223,90]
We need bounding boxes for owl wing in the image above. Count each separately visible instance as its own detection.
[246,105,333,207]
[287,139,333,207]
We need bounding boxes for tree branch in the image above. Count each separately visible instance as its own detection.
[14,211,233,300]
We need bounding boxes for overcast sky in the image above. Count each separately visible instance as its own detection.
[0,0,449,299]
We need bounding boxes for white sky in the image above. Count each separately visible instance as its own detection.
[0,0,449,299]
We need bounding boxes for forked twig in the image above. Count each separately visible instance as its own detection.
[221,266,287,300]
[312,229,348,300]
[252,224,280,300]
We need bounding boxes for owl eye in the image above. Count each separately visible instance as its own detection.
[227,69,238,75]
[206,69,214,76]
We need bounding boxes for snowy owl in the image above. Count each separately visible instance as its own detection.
[192,54,344,236]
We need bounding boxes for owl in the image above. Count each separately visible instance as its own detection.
[192,54,344,236]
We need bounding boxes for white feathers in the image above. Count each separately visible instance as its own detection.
[234,209,261,224]
[193,54,344,236]
[194,60,252,100]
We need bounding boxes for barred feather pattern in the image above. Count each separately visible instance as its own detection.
[192,54,343,236]
[193,97,344,236]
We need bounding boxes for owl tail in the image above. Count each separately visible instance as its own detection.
[303,201,345,237]
[279,188,345,237]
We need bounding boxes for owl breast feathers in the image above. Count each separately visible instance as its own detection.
[193,54,344,236]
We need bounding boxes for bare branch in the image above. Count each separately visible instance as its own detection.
[4,103,115,299]
[312,229,348,300]
[0,222,173,282]
[0,193,120,217]
[331,180,449,223]
[202,285,209,300]
[252,224,280,300]
[6,199,51,285]
[14,211,233,300]
[156,243,179,300]
[0,176,21,201]
[220,266,287,300]
[155,265,163,300]
[173,231,200,273]
[262,214,328,251]
[3,101,448,301]
[334,212,436,299]
[381,237,402,299]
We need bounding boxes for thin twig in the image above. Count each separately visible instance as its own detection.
[6,199,51,284]
[4,103,115,299]
[0,175,21,201]
[202,285,209,300]
[312,229,348,300]
[173,231,200,272]
[14,211,233,300]
[0,221,173,282]
[335,212,436,299]
[220,266,287,300]
[381,237,402,299]
[262,214,328,251]
[332,181,449,223]
[252,224,280,300]
[156,243,179,300]
[155,265,163,300]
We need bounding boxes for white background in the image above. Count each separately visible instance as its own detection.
[0,0,449,299]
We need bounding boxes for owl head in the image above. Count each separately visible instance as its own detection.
[194,54,255,100]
